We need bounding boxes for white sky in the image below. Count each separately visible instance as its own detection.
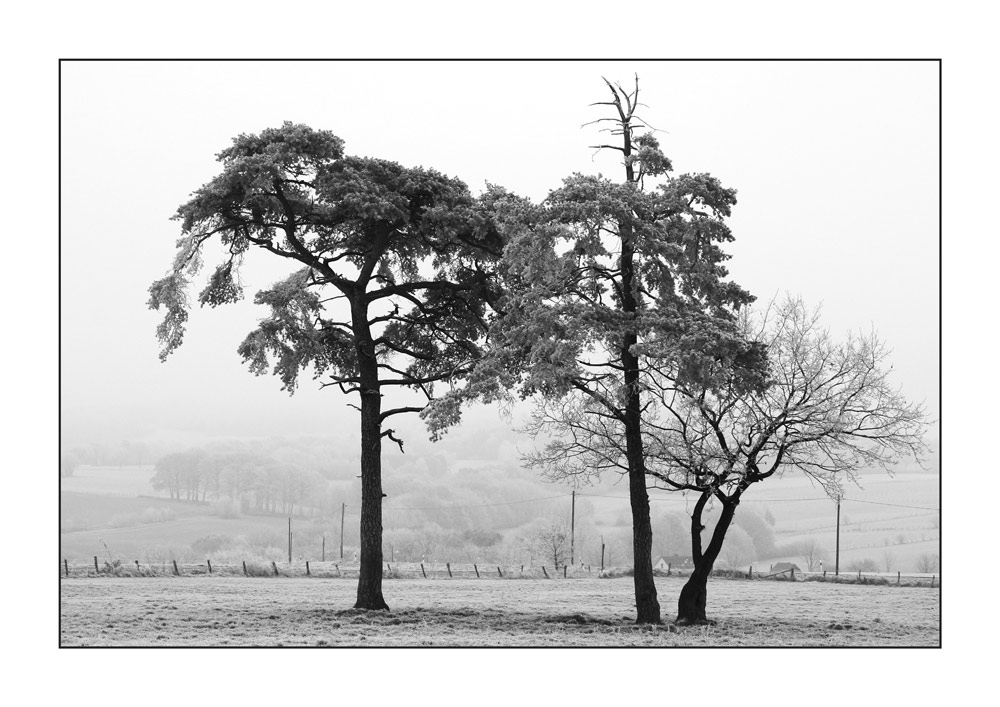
[59,60,939,446]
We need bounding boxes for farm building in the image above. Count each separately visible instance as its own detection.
[769,562,802,574]
[653,555,693,571]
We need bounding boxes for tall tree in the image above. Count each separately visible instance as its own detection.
[478,78,760,623]
[149,123,502,610]
[645,296,928,623]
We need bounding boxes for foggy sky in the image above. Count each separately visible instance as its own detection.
[59,61,939,447]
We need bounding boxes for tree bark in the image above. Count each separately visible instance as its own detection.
[352,303,389,611]
[619,156,660,625]
[676,493,738,625]
[626,433,660,624]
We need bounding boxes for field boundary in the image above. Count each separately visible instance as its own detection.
[61,558,940,587]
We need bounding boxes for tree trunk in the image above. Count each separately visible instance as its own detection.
[620,195,660,624]
[627,448,660,624]
[352,305,389,612]
[676,566,711,624]
[676,493,738,625]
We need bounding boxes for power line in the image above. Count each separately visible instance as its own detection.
[371,491,938,513]
[847,499,939,511]
[577,492,939,511]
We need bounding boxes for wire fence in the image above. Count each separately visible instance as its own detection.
[61,557,939,587]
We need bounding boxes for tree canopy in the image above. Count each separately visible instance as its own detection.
[473,78,764,624]
[149,122,503,610]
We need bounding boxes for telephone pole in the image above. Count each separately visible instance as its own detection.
[340,502,346,560]
[570,489,576,566]
[835,497,841,576]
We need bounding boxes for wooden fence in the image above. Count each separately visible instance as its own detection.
[61,558,604,580]
[61,558,939,587]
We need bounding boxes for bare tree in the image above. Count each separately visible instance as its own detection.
[916,553,940,573]
[882,550,896,573]
[526,519,571,570]
[799,537,827,572]
[643,296,928,623]
[720,526,756,570]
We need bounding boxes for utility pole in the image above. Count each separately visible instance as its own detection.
[340,502,345,560]
[835,498,841,576]
[570,489,576,566]
[288,517,292,562]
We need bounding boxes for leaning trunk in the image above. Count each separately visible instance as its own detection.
[676,493,738,625]
[676,565,712,625]
[353,307,389,611]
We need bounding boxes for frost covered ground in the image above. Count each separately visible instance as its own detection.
[59,575,939,647]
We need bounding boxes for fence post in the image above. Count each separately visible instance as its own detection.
[897,571,900,585]
[521,565,524,573]
[542,566,549,579]
[931,575,936,588]
[790,567,795,581]
[207,559,212,574]
[306,561,310,576]
[858,570,862,580]
[335,563,339,574]
[474,564,480,578]
[498,567,503,578]
[564,565,567,578]
[447,562,452,578]
[135,560,140,572]
[64,559,69,577]
[243,560,248,576]
[94,556,99,575]
[387,563,392,573]
[421,564,427,579]
[749,565,752,579]
[173,560,180,576]
[272,561,279,576]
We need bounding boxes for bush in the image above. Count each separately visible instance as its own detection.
[191,534,233,555]
[847,558,879,572]
[599,567,634,578]
[244,561,275,577]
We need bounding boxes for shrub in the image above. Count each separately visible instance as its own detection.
[847,558,879,573]
[599,567,634,578]
[244,561,275,577]
[191,534,233,555]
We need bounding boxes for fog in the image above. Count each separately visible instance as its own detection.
[60,61,939,450]
[58,61,939,579]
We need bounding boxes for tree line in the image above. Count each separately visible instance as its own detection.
[149,76,928,624]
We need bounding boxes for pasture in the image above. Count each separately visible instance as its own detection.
[59,575,939,647]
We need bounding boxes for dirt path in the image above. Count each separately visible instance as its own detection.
[59,575,939,647]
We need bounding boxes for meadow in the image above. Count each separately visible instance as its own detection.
[59,575,939,647]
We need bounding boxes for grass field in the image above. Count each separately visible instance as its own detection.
[59,575,939,647]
